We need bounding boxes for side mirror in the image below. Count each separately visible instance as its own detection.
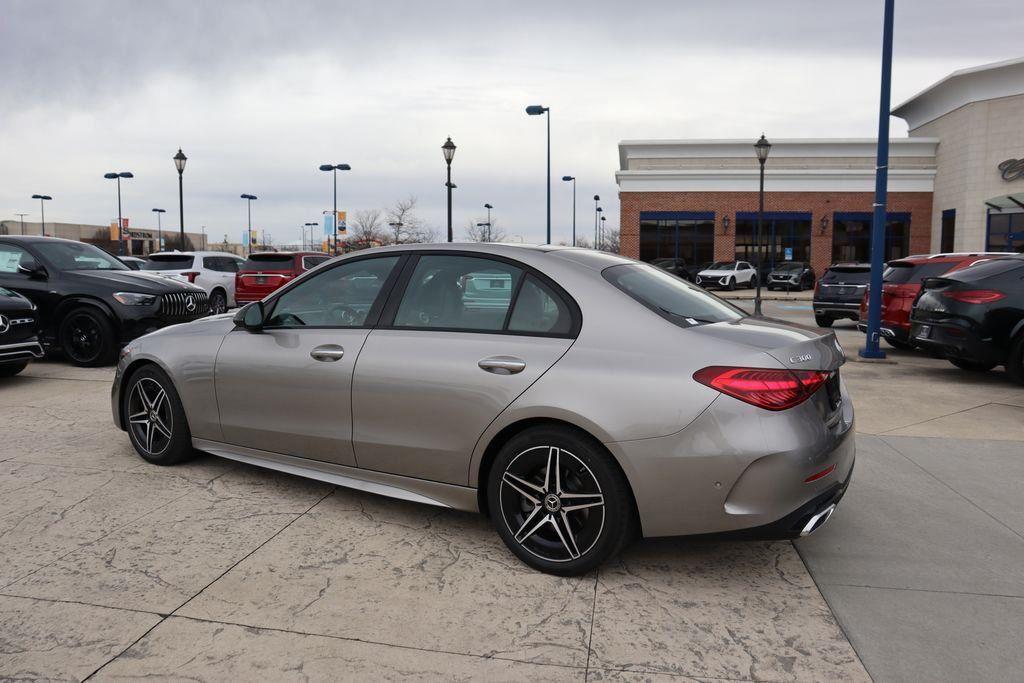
[233,301,265,332]
[17,262,46,279]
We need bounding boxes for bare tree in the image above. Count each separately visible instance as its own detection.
[599,228,620,253]
[163,234,195,251]
[464,217,506,243]
[348,209,386,249]
[384,195,436,244]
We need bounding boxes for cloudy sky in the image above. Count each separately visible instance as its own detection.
[1,0,1019,247]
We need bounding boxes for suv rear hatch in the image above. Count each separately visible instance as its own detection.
[143,254,197,282]
[815,266,869,303]
[237,253,296,298]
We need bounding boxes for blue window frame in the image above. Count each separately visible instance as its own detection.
[638,212,715,265]
[734,212,812,273]
[832,212,910,263]
[985,210,1024,253]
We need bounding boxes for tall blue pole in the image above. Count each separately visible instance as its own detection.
[860,0,895,360]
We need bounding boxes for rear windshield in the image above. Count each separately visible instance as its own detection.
[947,258,1024,283]
[144,254,193,269]
[242,254,294,271]
[603,263,744,327]
[821,267,870,284]
[883,261,960,284]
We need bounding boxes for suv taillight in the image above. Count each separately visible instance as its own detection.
[942,290,1005,305]
[181,271,200,283]
[694,366,830,411]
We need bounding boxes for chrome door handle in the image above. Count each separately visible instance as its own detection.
[310,344,345,362]
[478,356,526,375]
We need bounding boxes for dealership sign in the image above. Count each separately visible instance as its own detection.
[997,158,1024,181]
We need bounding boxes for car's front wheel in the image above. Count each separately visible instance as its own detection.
[123,365,194,465]
[209,289,228,315]
[59,307,116,366]
[488,426,635,576]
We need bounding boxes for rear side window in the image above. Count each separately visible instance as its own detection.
[603,263,743,326]
[242,254,293,271]
[507,275,573,335]
[144,254,194,270]
[302,255,329,270]
[821,267,870,284]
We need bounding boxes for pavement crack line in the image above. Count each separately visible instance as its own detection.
[875,400,993,436]
[584,566,599,681]
[822,583,1024,600]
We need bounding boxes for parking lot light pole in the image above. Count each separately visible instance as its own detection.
[596,207,603,248]
[304,222,318,251]
[562,176,576,246]
[15,213,28,235]
[31,194,51,237]
[103,172,133,255]
[151,208,166,251]
[860,0,895,360]
[240,194,257,256]
[754,134,771,316]
[319,163,351,255]
[442,138,456,242]
[525,105,551,244]
[600,215,607,252]
[174,149,187,247]
[593,195,600,247]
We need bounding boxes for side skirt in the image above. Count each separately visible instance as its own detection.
[192,438,480,513]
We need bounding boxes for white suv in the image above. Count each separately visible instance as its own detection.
[143,251,245,314]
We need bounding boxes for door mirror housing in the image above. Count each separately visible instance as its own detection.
[234,301,265,331]
[17,261,46,279]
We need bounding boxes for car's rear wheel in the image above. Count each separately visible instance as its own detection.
[488,426,634,576]
[209,289,228,315]
[123,365,194,465]
[815,314,834,327]
[949,358,996,372]
[59,307,116,366]
[0,361,29,378]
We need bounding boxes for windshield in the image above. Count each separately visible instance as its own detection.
[242,254,293,271]
[34,241,128,271]
[144,254,194,270]
[774,262,803,272]
[603,263,744,327]
[707,261,735,270]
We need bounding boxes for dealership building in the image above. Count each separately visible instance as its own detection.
[616,57,1024,274]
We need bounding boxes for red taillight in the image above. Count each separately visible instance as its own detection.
[942,289,1006,305]
[804,463,836,483]
[182,271,200,283]
[693,366,831,411]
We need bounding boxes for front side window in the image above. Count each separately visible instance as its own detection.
[265,256,400,328]
[34,241,128,271]
[0,244,34,274]
[604,263,744,327]
[394,255,522,331]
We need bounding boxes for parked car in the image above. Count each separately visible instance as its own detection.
[651,258,705,282]
[856,252,1002,349]
[910,255,1024,382]
[767,262,815,291]
[113,244,853,575]
[0,236,210,366]
[695,261,757,290]
[812,263,871,327]
[234,251,331,304]
[0,286,44,377]
[143,251,245,314]
[119,256,147,270]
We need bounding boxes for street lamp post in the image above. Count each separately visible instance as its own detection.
[525,105,551,244]
[318,163,351,255]
[593,195,600,248]
[562,176,576,246]
[753,134,772,316]
[103,172,133,255]
[600,215,607,252]
[151,208,166,252]
[596,206,603,248]
[240,194,257,255]
[442,138,456,242]
[304,222,318,251]
[15,213,28,235]
[174,149,187,247]
[31,194,51,237]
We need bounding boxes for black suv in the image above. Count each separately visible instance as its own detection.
[910,255,1024,383]
[813,263,871,327]
[0,286,43,377]
[0,236,210,366]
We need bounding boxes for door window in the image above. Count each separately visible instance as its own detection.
[393,255,522,331]
[265,256,400,328]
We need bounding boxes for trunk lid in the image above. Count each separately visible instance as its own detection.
[687,317,846,372]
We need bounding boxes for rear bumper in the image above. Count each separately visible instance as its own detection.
[856,321,909,343]
[908,321,1004,364]
[813,301,860,320]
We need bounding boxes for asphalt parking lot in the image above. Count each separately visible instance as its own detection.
[2,300,1022,681]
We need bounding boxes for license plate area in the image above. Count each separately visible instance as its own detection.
[916,325,931,339]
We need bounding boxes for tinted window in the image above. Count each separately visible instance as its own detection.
[35,242,128,271]
[821,267,870,284]
[707,261,735,270]
[265,256,400,328]
[145,254,194,270]
[774,262,804,272]
[394,255,522,331]
[948,258,1024,284]
[243,254,293,271]
[203,256,236,272]
[302,255,329,270]
[603,263,744,326]
[883,261,958,284]
[507,275,572,335]
[0,244,34,273]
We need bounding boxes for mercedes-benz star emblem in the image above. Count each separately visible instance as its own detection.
[0,315,9,335]
[185,296,196,312]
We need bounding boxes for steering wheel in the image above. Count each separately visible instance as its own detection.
[327,304,359,326]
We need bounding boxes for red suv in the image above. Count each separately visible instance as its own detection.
[858,252,1003,349]
[235,252,330,304]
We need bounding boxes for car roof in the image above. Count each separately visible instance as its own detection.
[1,235,84,245]
[150,251,242,257]
[335,243,636,270]
[897,252,1009,263]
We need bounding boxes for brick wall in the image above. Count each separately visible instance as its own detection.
[619,191,933,275]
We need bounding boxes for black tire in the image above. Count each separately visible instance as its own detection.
[0,361,29,378]
[749,276,757,289]
[1008,333,1024,385]
[726,278,736,291]
[949,358,996,372]
[883,337,914,351]
[487,426,635,576]
[59,307,116,367]
[122,365,194,465]
[209,289,228,315]
[815,314,834,328]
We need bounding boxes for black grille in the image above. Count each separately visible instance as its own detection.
[160,291,210,318]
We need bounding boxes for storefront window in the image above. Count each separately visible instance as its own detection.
[734,213,811,273]
[986,212,1024,253]
[940,209,956,253]
[638,213,715,267]
[832,213,910,263]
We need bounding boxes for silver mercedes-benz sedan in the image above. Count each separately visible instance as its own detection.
[112,244,854,575]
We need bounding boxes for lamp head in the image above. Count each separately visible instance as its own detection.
[525,105,548,115]
[754,134,771,163]
[173,148,187,174]
[441,137,456,164]
[562,175,574,181]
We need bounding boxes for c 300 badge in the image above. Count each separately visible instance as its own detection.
[790,353,813,364]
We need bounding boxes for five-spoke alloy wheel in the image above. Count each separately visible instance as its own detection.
[488,426,634,575]
[123,365,194,465]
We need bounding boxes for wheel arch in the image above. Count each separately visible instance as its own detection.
[115,356,184,430]
[54,296,119,334]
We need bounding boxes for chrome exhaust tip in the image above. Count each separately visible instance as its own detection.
[800,504,837,537]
